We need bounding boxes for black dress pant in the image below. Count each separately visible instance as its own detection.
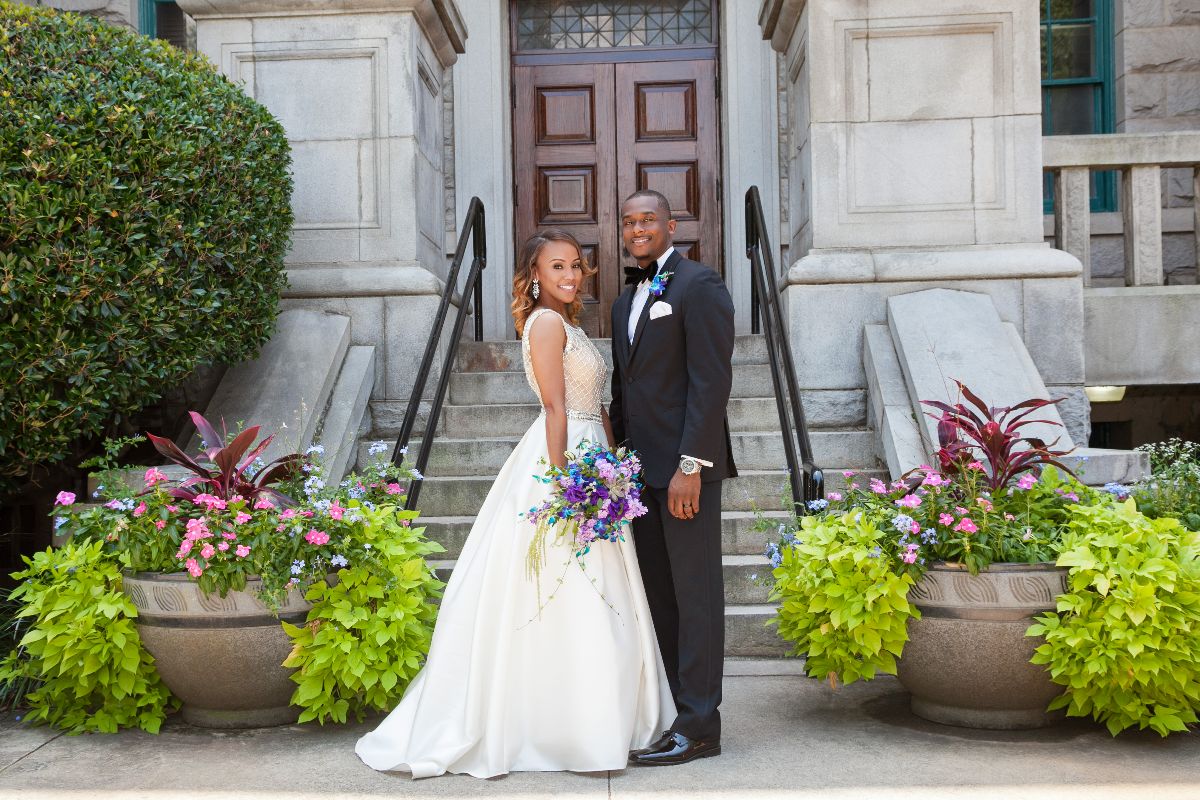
[633,480,724,741]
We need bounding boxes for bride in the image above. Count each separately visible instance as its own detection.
[355,229,675,779]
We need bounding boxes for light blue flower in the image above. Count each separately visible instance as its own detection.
[867,546,882,559]
[330,554,348,568]
[54,516,68,530]
[892,513,915,532]
[807,498,829,511]
[1102,482,1131,500]
[920,528,938,544]
[368,441,388,456]
[411,468,424,481]
[306,444,325,456]
[290,560,305,576]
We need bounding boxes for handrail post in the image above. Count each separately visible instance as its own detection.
[393,197,488,506]
[744,185,823,508]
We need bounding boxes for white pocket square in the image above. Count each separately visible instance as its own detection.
[649,301,673,320]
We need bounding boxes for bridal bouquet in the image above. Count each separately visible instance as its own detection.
[523,441,648,580]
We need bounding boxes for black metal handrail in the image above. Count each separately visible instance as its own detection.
[392,197,486,509]
[745,186,823,507]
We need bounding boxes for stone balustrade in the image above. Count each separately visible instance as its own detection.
[1043,132,1200,287]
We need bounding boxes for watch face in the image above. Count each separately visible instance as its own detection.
[681,458,698,475]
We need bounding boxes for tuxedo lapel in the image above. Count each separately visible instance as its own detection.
[629,249,682,363]
[615,286,634,370]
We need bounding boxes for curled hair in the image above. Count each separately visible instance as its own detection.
[511,229,595,337]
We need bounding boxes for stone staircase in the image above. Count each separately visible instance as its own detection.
[357,334,886,657]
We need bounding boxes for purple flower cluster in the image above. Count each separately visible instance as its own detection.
[523,442,648,569]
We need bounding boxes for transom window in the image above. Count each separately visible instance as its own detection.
[1041,0,1116,212]
[513,1,716,52]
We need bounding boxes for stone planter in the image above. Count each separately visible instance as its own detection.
[896,562,1068,730]
[123,572,310,728]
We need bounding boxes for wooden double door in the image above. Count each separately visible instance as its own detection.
[514,58,721,337]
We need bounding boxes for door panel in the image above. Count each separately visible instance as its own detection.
[617,60,720,272]
[513,57,719,337]
[515,64,616,337]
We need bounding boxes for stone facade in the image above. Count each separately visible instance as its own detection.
[21,0,135,28]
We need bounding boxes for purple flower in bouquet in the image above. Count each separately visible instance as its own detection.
[523,441,648,580]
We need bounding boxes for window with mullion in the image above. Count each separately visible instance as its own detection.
[1041,0,1116,213]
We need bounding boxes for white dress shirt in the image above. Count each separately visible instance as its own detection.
[626,246,712,470]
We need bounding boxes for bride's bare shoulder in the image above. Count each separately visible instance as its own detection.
[525,309,567,352]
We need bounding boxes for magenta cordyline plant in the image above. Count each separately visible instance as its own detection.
[921,380,1077,492]
[145,411,302,507]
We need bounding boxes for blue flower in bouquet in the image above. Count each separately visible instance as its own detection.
[522,441,648,580]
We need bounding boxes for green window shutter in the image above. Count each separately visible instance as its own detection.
[138,1,188,50]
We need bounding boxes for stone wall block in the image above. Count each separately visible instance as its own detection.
[1021,278,1085,385]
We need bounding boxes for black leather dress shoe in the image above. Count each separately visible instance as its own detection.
[628,731,721,766]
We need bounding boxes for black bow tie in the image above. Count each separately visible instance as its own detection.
[624,264,658,286]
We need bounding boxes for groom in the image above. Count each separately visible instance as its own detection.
[610,189,736,766]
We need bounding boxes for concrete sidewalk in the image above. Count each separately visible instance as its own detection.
[3,672,1200,800]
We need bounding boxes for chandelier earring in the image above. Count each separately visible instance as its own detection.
[531,278,540,300]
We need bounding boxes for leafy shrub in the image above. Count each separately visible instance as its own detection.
[0,540,176,732]
[283,505,443,724]
[0,3,293,492]
[769,512,919,686]
[1130,439,1200,532]
[1029,501,1200,736]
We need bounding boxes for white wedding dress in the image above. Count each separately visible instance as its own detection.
[356,307,675,779]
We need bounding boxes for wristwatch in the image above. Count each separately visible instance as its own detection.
[679,456,701,476]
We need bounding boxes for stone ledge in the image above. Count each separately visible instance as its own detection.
[283,265,444,299]
[1084,285,1200,385]
[177,0,466,67]
[789,245,1082,285]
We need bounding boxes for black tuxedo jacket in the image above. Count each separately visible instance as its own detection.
[609,250,737,489]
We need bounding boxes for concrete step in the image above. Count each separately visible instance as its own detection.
[371,390,868,439]
[428,553,773,605]
[316,345,376,482]
[448,364,777,406]
[416,510,791,560]
[414,468,878,518]
[359,429,880,476]
[454,334,770,373]
[726,605,790,657]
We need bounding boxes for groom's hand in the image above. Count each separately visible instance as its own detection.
[668,470,702,520]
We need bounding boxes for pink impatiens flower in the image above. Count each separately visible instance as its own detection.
[1004,513,1015,520]
[328,502,346,521]
[154,519,166,530]
[143,467,168,487]
[895,494,922,509]
[967,461,985,472]
[386,483,404,495]
[132,502,148,517]
[938,513,955,526]
[200,543,216,559]
[305,529,330,546]
[234,512,252,525]
[253,497,276,510]
[869,478,888,494]
[176,539,194,558]
[280,508,298,520]
[902,543,920,564]
[954,517,979,534]
[235,544,251,558]
[826,492,843,502]
[218,542,230,552]
[185,558,203,577]
[1016,473,1037,490]
[55,491,76,506]
[975,497,993,512]
[185,518,211,541]
[921,472,947,487]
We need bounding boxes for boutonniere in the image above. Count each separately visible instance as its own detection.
[649,270,673,298]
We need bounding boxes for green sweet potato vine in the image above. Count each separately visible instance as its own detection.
[0,541,177,733]
[770,512,919,686]
[1029,500,1200,736]
[283,507,443,724]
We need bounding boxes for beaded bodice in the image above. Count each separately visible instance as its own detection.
[521,308,606,423]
